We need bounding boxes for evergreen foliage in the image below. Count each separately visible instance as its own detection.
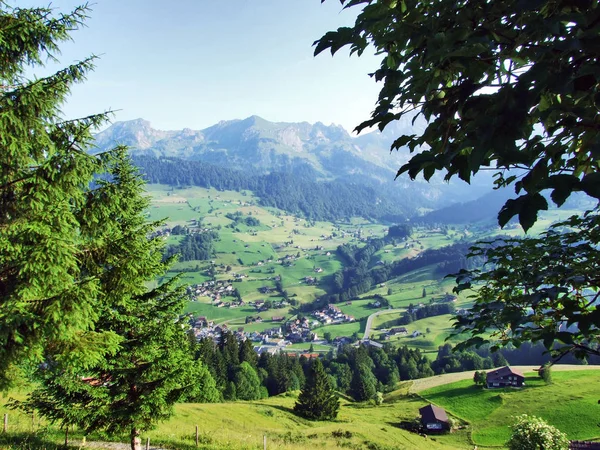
[310,239,474,308]
[0,2,120,389]
[233,362,262,401]
[294,359,339,421]
[163,231,219,261]
[350,364,377,402]
[14,153,211,450]
[133,156,408,222]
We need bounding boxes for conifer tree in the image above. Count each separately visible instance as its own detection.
[294,359,339,421]
[17,152,211,450]
[0,2,120,388]
[350,364,377,402]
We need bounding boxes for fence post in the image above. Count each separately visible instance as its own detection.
[31,411,35,432]
[146,437,150,450]
[65,425,69,447]
[195,425,199,447]
[3,413,7,433]
[263,434,267,450]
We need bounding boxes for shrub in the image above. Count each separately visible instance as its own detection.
[507,415,569,450]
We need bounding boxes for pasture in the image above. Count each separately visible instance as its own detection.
[144,183,568,356]
[0,389,469,450]
[420,369,600,446]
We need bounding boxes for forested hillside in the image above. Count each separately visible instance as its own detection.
[134,156,412,221]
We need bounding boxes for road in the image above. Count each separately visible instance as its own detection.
[363,308,404,340]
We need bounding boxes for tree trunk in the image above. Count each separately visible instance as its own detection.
[131,428,141,450]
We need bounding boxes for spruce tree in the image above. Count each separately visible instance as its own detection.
[294,359,339,421]
[0,3,119,388]
[17,153,211,450]
[350,364,377,402]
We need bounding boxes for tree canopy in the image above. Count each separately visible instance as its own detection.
[0,5,217,449]
[13,152,209,450]
[454,212,600,359]
[317,0,600,361]
[316,0,599,230]
[507,415,569,450]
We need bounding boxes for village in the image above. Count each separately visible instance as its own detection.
[188,300,359,356]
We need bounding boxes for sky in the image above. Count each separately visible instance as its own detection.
[16,0,382,133]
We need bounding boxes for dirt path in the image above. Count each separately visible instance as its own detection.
[409,364,600,392]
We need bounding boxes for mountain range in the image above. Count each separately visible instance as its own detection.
[93,115,499,218]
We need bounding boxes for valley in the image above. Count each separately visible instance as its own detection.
[143,183,583,357]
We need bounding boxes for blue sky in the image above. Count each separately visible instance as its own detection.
[17,1,382,133]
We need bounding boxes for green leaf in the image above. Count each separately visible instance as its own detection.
[581,172,600,199]
[546,174,580,206]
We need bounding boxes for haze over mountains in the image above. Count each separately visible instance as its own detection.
[94,115,413,181]
[94,115,506,221]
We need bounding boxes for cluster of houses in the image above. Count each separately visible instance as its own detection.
[189,318,289,354]
[312,304,355,325]
[285,316,318,343]
[189,313,319,355]
[186,280,235,302]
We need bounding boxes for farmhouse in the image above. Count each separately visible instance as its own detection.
[419,404,450,432]
[486,366,525,388]
[388,327,408,336]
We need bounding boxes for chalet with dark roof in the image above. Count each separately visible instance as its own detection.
[419,404,450,432]
[486,366,525,388]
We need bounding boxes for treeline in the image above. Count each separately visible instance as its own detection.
[309,239,476,309]
[195,331,305,400]
[164,231,219,261]
[192,332,599,404]
[132,156,408,222]
[394,303,456,326]
[192,332,519,403]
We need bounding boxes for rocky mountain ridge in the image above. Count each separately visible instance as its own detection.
[93,115,496,209]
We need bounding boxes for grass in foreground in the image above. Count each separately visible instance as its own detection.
[1,390,467,450]
[420,370,600,446]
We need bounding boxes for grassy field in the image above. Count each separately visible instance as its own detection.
[316,320,365,339]
[4,368,599,449]
[0,390,468,450]
[144,183,580,357]
[420,369,600,446]
[387,315,463,354]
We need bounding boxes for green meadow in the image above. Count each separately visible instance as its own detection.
[143,183,570,356]
[4,369,599,449]
[0,389,467,450]
[420,370,600,446]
